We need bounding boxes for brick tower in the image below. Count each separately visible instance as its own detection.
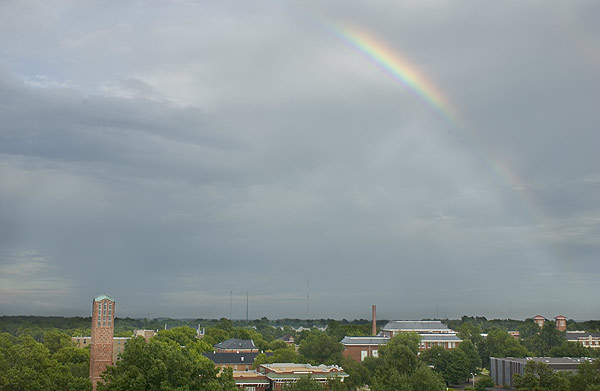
[555,315,567,332]
[90,294,115,391]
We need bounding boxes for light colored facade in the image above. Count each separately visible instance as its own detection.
[231,371,270,391]
[418,333,462,350]
[90,294,115,391]
[73,336,129,363]
[566,331,600,349]
[259,363,348,391]
[134,329,157,342]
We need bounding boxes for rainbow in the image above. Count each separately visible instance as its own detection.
[320,22,550,228]
[330,26,463,129]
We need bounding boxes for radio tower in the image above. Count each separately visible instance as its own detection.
[306,280,309,316]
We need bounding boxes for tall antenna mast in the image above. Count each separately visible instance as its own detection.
[246,291,249,323]
[306,280,309,316]
[229,291,232,320]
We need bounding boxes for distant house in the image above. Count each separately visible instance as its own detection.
[214,338,258,353]
[277,334,295,346]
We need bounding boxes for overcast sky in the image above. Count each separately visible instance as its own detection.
[1,0,599,321]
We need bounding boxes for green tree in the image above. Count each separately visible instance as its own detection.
[484,329,529,360]
[155,326,212,353]
[445,349,471,385]
[419,345,449,375]
[369,334,445,391]
[98,336,231,391]
[0,333,91,391]
[458,340,481,375]
[53,345,90,378]
[474,375,494,391]
[513,361,570,391]
[298,331,343,365]
[569,359,600,391]
[410,365,445,391]
[548,341,590,357]
[340,357,370,391]
[420,345,470,385]
[43,329,72,354]
[538,322,565,355]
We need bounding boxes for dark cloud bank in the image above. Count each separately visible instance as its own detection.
[1,1,599,320]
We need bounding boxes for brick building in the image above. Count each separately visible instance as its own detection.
[342,320,462,361]
[90,294,115,391]
[533,315,546,328]
[341,336,388,361]
[555,315,567,332]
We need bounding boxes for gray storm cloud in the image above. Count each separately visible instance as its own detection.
[1,0,599,320]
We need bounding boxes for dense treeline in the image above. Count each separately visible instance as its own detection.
[0,330,92,390]
[2,315,600,390]
[445,315,600,333]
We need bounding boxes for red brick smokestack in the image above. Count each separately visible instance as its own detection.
[372,305,377,336]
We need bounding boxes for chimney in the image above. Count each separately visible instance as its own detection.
[372,305,377,336]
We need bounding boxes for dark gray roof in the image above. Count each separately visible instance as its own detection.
[214,338,256,350]
[382,321,451,332]
[278,334,294,342]
[341,336,390,345]
[202,352,272,364]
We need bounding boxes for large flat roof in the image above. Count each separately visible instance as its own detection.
[340,336,390,345]
[382,321,451,332]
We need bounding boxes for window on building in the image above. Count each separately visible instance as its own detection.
[360,350,368,361]
[372,349,378,358]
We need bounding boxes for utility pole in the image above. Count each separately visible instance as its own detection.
[246,291,249,323]
[229,291,232,320]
